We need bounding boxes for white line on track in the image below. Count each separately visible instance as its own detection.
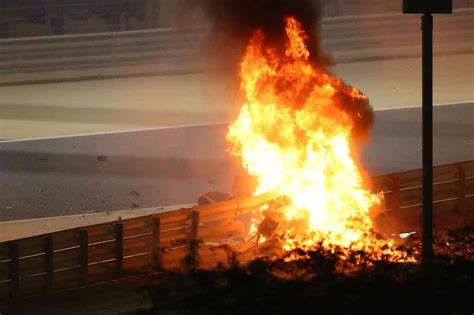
[1,101,472,143]
[374,100,473,111]
[0,121,229,143]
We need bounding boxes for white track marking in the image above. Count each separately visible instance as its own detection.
[0,121,229,143]
[374,100,473,111]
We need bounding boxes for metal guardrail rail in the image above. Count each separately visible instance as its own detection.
[0,160,472,304]
[0,9,472,85]
[371,160,474,234]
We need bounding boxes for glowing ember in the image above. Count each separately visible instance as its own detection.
[227,17,413,262]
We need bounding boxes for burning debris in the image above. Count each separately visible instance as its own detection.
[215,5,412,262]
[198,191,233,205]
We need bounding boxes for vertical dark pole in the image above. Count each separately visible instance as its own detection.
[421,13,434,270]
[115,224,124,278]
[79,230,88,286]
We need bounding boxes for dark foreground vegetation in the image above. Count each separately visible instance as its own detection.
[137,226,473,314]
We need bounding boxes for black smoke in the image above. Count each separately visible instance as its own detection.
[200,0,374,147]
[203,0,326,66]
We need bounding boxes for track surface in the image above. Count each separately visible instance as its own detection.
[0,102,472,221]
[1,54,472,140]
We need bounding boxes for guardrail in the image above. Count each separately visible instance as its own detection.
[0,9,472,86]
[0,160,473,304]
[0,191,277,303]
[371,160,474,234]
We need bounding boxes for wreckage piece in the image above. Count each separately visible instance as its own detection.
[198,191,233,206]
[258,216,279,238]
[197,190,281,224]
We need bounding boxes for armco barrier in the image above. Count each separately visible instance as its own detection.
[0,9,472,85]
[371,160,474,234]
[0,160,472,303]
[0,191,277,303]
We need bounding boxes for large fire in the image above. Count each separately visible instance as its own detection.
[227,17,413,262]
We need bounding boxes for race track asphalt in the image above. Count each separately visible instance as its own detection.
[0,102,472,221]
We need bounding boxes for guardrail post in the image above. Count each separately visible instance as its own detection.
[185,211,200,270]
[390,175,400,211]
[191,211,199,240]
[456,164,466,212]
[45,236,54,291]
[152,217,161,270]
[79,230,88,286]
[8,241,19,301]
[115,224,124,278]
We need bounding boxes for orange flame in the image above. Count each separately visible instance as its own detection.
[227,17,413,262]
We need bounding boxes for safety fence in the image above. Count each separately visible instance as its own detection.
[0,9,472,85]
[0,160,473,304]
